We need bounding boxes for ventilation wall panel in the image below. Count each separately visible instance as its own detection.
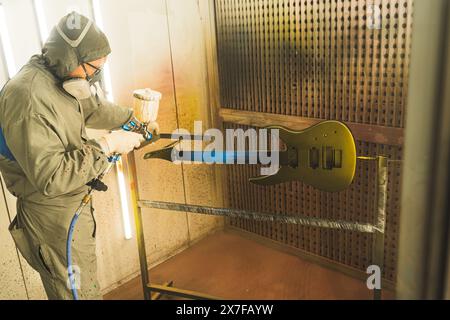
[215,0,412,282]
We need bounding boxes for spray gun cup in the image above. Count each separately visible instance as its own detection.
[133,88,162,123]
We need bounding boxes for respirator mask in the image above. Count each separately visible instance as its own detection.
[62,62,103,100]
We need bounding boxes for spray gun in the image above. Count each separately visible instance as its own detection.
[86,88,162,192]
[67,89,162,300]
[85,116,155,192]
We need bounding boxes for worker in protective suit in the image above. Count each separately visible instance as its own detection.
[0,12,156,299]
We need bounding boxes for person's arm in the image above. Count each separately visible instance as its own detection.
[82,88,133,130]
[5,113,109,197]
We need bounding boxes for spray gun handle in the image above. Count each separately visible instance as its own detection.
[122,117,154,141]
[104,118,155,162]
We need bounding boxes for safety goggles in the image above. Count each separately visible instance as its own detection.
[84,62,103,78]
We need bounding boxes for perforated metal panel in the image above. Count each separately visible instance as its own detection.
[215,0,412,282]
[216,0,412,127]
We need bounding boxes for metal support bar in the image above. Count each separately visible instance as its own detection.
[148,284,221,300]
[150,281,174,300]
[127,151,151,300]
[139,200,377,233]
[372,156,388,300]
[131,149,391,300]
[129,149,220,300]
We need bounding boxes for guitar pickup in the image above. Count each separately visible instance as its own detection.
[309,147,320,169]
[287,146,298,168]
[334,149,342,168]
[322,147,343,170]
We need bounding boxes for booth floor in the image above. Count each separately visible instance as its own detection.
[104,230,394,300]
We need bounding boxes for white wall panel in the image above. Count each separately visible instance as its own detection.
[0,58,8,87]
[166,0,223,239]
[95,0,171,107]
[93,0,191,292]
[1,0,41,69]
[95,0,223,293]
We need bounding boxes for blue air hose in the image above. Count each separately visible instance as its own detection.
[66,159,117,300]
[67,123,152,300]
[67,211,81,300]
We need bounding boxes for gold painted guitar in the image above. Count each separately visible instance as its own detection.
[143,121,357,192]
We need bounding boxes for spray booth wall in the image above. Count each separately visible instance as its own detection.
[0,0,222,299]
[215,0,412,285]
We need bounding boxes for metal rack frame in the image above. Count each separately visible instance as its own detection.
[127,151,390,300]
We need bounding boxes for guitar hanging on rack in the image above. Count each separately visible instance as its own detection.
[143,121,357,193]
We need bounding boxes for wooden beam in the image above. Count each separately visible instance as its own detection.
[219,108,404,146]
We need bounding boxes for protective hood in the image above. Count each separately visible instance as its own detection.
[42,12,111,80]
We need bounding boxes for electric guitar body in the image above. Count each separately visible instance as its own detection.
[251,121,356,192]
[144,121,357,193]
